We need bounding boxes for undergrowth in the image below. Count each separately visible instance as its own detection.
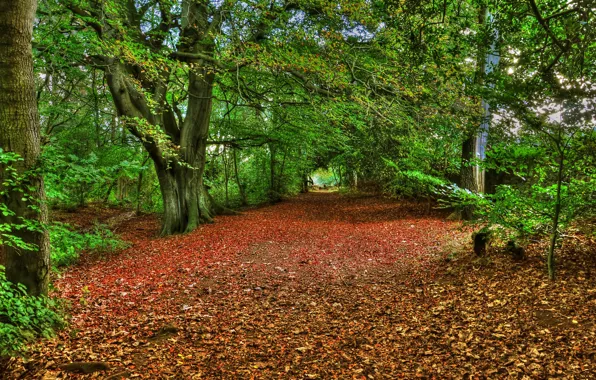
[0,266,65,358]
[49,222,128,268]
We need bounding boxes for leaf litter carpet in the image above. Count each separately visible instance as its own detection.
[8,192,596,379]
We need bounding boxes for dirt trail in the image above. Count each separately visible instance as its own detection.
[9,192,596,379]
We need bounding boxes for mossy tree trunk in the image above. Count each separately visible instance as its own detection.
[0,0,50,295]
[86,1,221,235]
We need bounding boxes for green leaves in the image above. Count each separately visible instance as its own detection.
[0,266,64,358]
[0,150,43,252]
[49,222,128,268]
[384,158,447,199]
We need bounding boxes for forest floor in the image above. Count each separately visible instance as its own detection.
[5,192,596,379]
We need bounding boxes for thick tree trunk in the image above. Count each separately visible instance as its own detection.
[158,68,216,234]
[165,69,217,234]
[460,137,478,191]
[156,163,215,235]
[460,137,478,220]
[105,59,219,235]
[0,0,50,296]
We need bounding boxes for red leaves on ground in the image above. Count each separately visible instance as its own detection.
[8,192,596,379]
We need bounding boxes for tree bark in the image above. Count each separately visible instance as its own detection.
[232,148,247,206]
[460,4,493,220]
[268,144,279,202]
[104,59,217,235]
[301,172,309,193]
[459,136,478,192]
[547,152,564,280]
[460,136,477,219]
[0,0,50,295]
[155,163,214,235]
[223,146,229,207]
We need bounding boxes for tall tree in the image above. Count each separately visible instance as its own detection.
[57,0,352,235]
[0,0,50,295]
[461,3,490,198]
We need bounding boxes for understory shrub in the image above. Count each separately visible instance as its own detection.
[440,177,596,252]
[0,266,64,358]
[385,159,447,199]
[49,222,128,267]
[440,184,547,244]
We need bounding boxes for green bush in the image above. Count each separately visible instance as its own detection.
[0,266,64,358]
[0,151,64,360]
[385,159,447,199]
[49,222,128,267]
[0,149,43,252]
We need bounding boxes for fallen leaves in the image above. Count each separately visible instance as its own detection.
[5,192,596,378]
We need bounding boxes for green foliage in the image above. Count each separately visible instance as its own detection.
[0,266,64,357]
[385,159,447,199]
[441,184,547,243]
[2,149,128,268]
[27,0,596,279]
[46,152,104,207]
[0,149,42,251]
[43,146,148,208]
[49,223,128,268]
[441,126,596,247]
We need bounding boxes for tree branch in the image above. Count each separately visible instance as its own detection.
[66,4,103,37]
[529,0,565,50]
[288,70,343,97]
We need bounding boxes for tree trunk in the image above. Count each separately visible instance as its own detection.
[301,172,309,193]
[0,0,50,296]
[155,163,214,235]
[150,129,217,236]
[232,148,247,206]
[105,58,218,235]
[223,146,229,207]
[268,144,279,202]
[547,153,565,280]
[460,5,499,220]
[460,136,478,219]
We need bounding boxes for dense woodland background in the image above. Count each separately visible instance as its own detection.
[0,0,595,377]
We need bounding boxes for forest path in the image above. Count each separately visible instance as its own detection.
[37,192,463,379]
[18,192,596,378]
[57,191,456,303]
